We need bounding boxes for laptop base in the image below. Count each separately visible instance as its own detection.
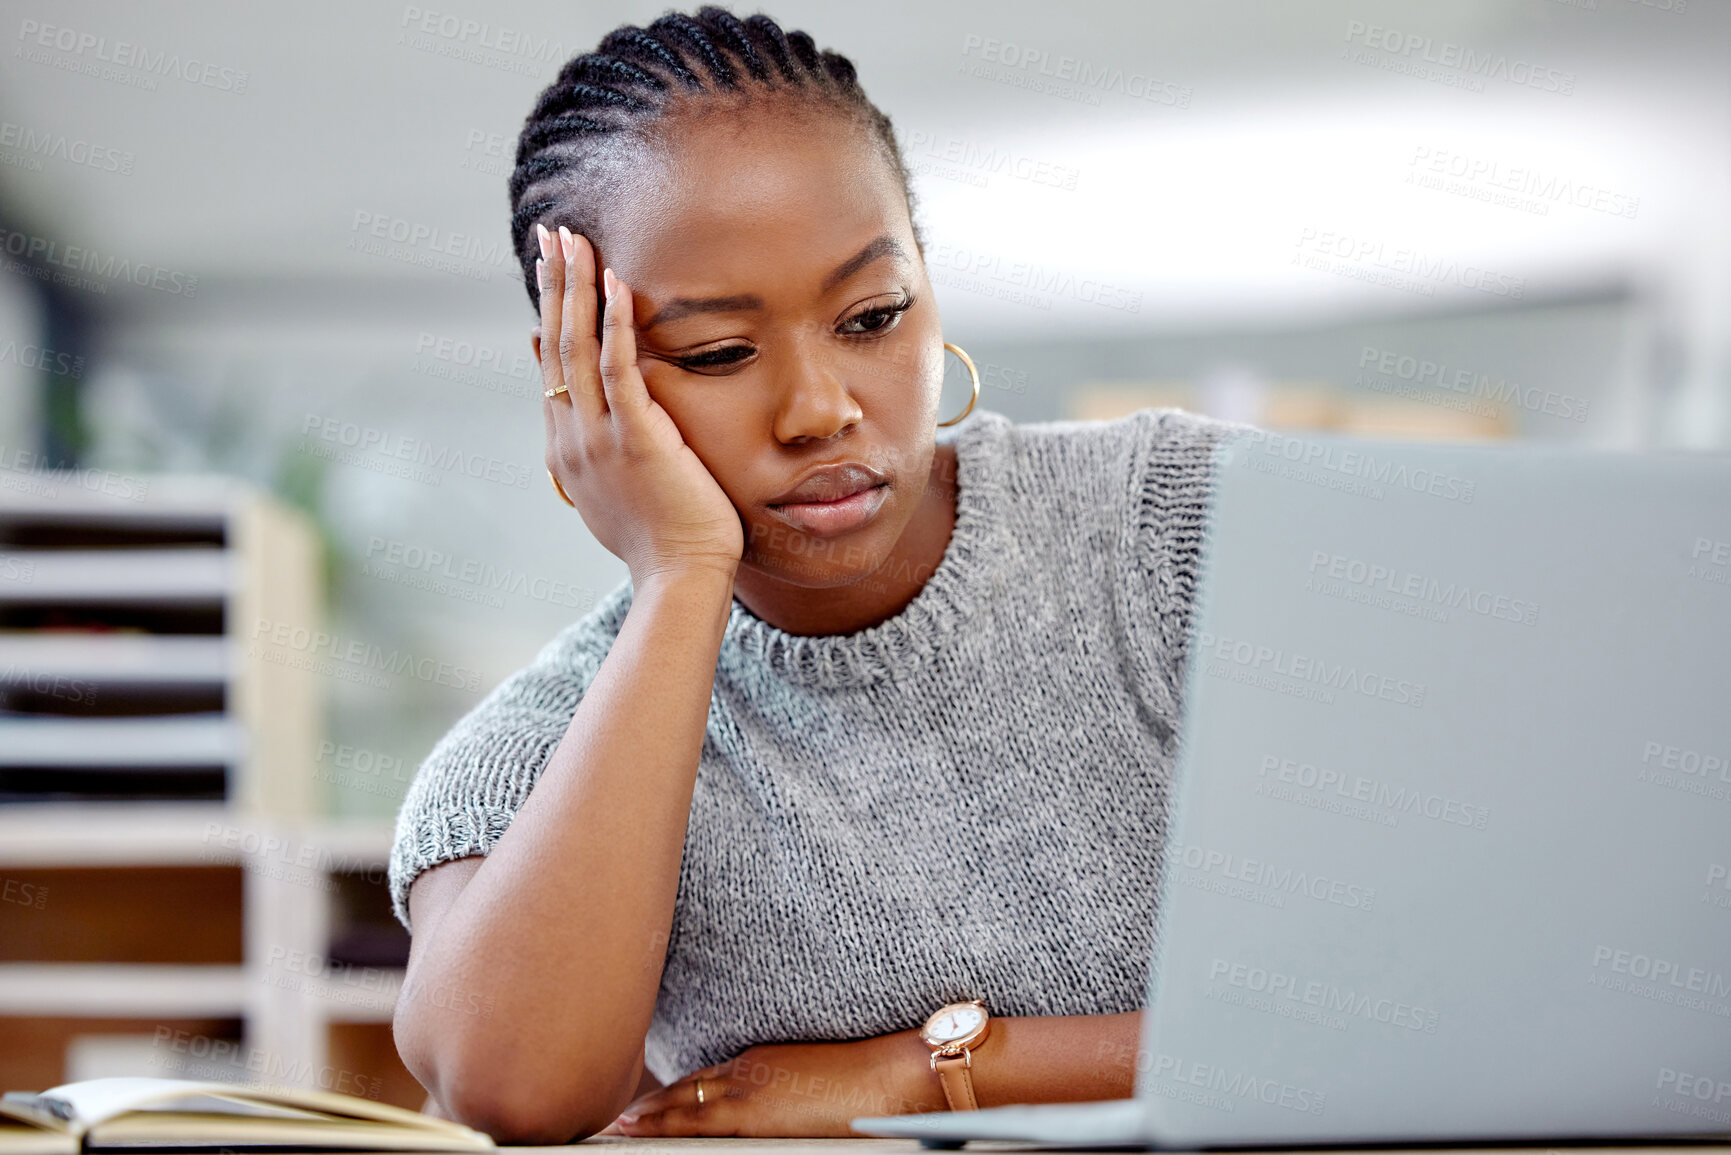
[852,1097,1150,1149]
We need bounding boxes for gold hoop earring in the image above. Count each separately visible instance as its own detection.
[939,342,980,427]
[547,469,575,508]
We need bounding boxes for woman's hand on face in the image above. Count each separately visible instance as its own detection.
[596,1036,936,1138]
[537,223,745,585]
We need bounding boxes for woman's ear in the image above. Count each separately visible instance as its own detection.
[530,325,543,367]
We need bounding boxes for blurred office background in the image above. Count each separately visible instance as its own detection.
[0,0,1725,1107]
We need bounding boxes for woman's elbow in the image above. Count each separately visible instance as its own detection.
[395,1011,625,1143]
[438,1080,604,1145]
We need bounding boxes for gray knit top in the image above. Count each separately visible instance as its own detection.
[387,405,1235,1083]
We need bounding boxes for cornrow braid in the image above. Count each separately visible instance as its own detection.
[507,4,923,315]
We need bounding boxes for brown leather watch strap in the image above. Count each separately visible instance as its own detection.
[933,1052,979,1111]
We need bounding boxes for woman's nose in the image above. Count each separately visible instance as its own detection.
[771,345,863,444]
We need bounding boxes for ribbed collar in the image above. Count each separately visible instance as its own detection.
[720,408,1011,691]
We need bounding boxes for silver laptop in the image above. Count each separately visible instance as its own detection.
[852,429,1731,1149]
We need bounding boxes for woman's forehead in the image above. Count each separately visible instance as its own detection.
[644,104,895,216]
[600,121,912,291]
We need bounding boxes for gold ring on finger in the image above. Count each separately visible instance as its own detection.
[695,1077,706,1106]
[547,469,575,508]
[545,384,569,398]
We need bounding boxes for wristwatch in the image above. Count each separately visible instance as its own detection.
[919,998,991,1111]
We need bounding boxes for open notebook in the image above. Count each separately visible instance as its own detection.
[0,1077,493,1154]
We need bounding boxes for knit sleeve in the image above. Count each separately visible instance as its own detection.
[1116,407,1243,749]
[386,616,614,932]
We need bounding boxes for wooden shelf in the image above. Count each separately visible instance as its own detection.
[0,964,249,1017]
[0,806,392,867]
[0,714,244,766]
[0,473,235,519]
[0,548,233,602]
[0,634,231,683]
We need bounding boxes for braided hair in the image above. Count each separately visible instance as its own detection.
[507,5,924,314]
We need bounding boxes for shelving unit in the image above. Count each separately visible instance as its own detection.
[0,474,320,811]
[0,475,420,1107]
[0,805,415,1102]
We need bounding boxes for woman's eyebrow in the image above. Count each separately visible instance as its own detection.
[820,234,908,293]
[640,234,909,330]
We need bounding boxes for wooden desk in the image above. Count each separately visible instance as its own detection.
[501,1142,1731,1154]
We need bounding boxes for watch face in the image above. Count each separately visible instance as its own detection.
[926,1002,985,1043]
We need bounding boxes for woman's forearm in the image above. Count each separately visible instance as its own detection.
[602,1010,1147,1137]
[880,1011,1144,1111]
[395,564,736,1141]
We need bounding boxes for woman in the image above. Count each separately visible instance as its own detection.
[388,4,1237,1143]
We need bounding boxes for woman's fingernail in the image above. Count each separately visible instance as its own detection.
[559,225,574,262]
[603,267,616,303]
[618,1112,639,1124]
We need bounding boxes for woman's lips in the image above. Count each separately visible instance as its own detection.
[767,483,889,537]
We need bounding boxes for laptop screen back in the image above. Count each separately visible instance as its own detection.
[1135,432,1731,1145]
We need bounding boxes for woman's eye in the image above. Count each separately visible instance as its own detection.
[669,293,914,372]
[839,294,914,337]
[676,345,754,372]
